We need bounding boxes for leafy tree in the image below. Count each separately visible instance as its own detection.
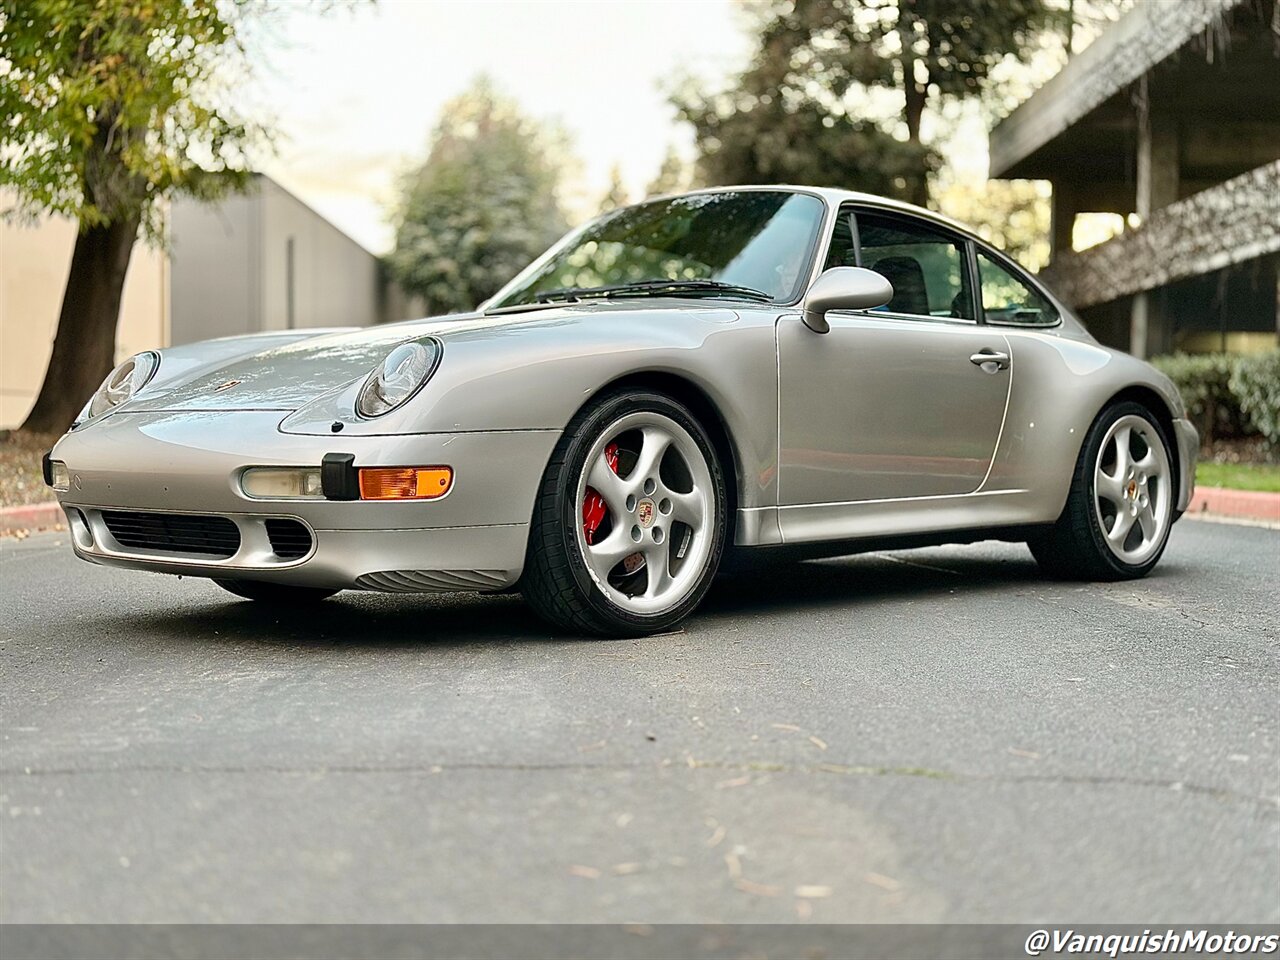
[646,146,692,198]
[1,0,266,434]
[389,78,568,314]
[676,0,1061,205]
[934,176,1050,270]
[599,164,630,213]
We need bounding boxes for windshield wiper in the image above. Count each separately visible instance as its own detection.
[532,279,775,304]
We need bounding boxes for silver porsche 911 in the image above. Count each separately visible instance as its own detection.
[46,186,1198,636]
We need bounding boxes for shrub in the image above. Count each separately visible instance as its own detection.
[1229,351,1280,446]
[1150,353,1247,442]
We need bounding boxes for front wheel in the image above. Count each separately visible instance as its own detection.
[1028,401,1176,580]
[521,390,728,637]
[213,579,339,604]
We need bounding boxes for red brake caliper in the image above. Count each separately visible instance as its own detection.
[582,442,619,545]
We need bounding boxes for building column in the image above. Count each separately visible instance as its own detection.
[1050,180,1080,265]
[1129,293,1151,360]
[1130,79,1180,357]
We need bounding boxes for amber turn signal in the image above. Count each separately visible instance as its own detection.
[358,466,453,501]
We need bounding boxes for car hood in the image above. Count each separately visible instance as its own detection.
[124,309,557,413]
[123,301,754,415]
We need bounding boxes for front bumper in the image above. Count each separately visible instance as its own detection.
[50,411,560,591]
[1173,416,1199,515]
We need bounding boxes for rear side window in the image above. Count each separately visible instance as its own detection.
[856,212,974,321]
[977,250,1059,325]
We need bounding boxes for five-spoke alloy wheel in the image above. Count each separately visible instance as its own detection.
[1091,413,1173,566]
[522,390,728,636]
[1028,400,1176,581]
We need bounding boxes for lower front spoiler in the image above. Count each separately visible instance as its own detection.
[64,504,529,593]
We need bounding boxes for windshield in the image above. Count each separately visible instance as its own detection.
[488,190,826,308]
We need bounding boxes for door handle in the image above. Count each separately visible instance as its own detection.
[970,349,1010,371]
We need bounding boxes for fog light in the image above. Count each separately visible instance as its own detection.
[358,466,453,500]
[241,467,324,500]
[50,461,70,492]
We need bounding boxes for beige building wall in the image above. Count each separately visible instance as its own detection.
[260,179,384,330]
[1,199,169,430]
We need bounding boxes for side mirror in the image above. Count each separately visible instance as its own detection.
[802,267,893,334]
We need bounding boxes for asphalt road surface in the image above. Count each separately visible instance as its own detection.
[1,518,1276,925]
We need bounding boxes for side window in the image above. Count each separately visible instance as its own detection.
[856,212,974,320]
[824,207,859,270]
[977,250,1059,325]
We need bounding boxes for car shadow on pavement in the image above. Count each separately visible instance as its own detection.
[702,549,1045,618]
[91,549,1054,649]
[114,589,549,649]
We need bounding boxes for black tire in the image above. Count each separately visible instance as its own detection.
[213,578,339,603]
[1028,400,1175,581]
[521,389,728,637]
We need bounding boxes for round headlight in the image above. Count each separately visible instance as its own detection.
[83,352,160,420]
[356,339,441,418]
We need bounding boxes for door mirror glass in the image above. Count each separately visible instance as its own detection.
[802,267,893,333]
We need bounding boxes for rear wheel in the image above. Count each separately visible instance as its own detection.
[522,390,728,637]
[213,579,339,603]
[1028,401,1175,580]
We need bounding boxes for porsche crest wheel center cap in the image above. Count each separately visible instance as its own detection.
[636,498,656,527]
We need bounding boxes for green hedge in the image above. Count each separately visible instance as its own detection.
[1229,351,1280,446]
[1151,350,1280,446]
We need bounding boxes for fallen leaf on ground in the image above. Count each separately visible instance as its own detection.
[724,851,742,880]
[795,885,832,898]
[735,879,782,897]
[864,872,901,891]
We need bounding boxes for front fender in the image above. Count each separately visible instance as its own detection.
[280,306,783,509]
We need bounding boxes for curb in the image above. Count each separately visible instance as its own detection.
[1186,486,1280,524]
[0,501,64,534]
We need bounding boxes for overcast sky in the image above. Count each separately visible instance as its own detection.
[246,0,756,255]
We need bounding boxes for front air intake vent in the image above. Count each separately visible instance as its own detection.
[264,519,313,560]
[101,511,240,558]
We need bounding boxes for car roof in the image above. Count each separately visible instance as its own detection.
[637,184,985,246]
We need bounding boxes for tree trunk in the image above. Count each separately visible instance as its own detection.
[903,77,929,206]
[898,4,930,208]
[20,214,141,435]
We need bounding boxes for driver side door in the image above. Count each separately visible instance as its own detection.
[777,206,1012,525]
